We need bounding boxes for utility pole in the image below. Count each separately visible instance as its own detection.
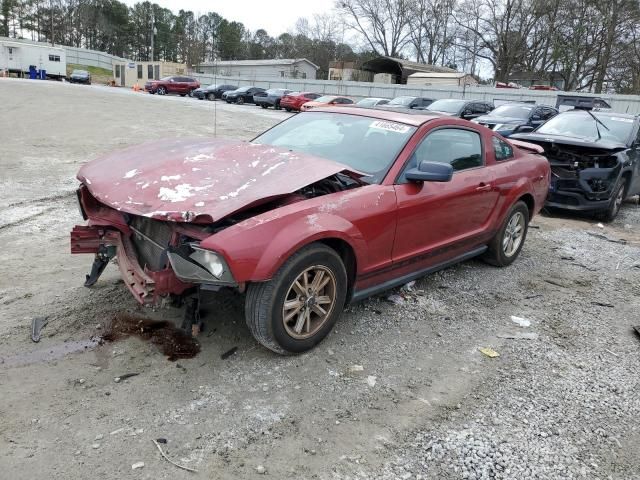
[50,0,54,46]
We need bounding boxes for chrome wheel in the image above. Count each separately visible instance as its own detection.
[282,266,337,339]
[157,86,166,95]
[502,212,525,257]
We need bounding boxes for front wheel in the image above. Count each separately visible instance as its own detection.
[285,107,292,112]
[483,201,529,267]
[237,96,245,105]
[157,86,166,95]
[245,243,347,354]
[599,180,626,222]
[207,93,215,101]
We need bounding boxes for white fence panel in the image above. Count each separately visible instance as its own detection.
[191,72,640,114]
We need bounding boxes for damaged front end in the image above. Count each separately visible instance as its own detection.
[71,185,234,304]
[542,143,624,211]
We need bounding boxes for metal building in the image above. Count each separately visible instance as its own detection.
[111,61,188,87]
[195,59,318,80]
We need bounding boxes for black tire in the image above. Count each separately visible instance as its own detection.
[245,243,347,354]
[599,179,627,222]
[275,101,281,110]
[207,93,215,101]
[157,86,166,95]
[483,201,529,267]
[261,104,268,109]
[285,107,292,112]
[180,93,186,97]
[237,96,245,105]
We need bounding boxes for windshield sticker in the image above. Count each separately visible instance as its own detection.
[608,117,633,123]
[370,120,411,133]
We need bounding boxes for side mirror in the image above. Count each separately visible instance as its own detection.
[405,161,453,183]
[531,114,542,121]
[515,125,535,134]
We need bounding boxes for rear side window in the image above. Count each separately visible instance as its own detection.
[408,128,483,174]
[306,93,321,99]
[492,137,513,161]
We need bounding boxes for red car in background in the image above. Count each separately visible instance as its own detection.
[280,91,322,112]
[300,95,354,111]
[145,76,200,96]
[71,108,549,354]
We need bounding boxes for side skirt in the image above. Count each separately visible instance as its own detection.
[350,246,487,303]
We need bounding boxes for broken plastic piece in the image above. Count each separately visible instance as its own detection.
[30,316,48,342]
[479,347,500,358]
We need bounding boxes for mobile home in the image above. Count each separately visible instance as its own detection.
[112,61,188,88]
[0,40,67,78]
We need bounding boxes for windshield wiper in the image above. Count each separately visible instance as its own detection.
[584,110,610,140]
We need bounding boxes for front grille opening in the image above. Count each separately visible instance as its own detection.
[129,216,172,271]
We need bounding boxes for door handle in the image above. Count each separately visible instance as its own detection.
[476,183,492,192]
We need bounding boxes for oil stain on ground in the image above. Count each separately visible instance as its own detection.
[104,313,200,361]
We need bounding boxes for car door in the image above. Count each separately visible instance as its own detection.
[392,126,500,272]
[167,77,180,94]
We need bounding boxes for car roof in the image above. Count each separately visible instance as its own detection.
[306,106,444,126]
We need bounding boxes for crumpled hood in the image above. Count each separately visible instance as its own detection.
[509,132,627,152]
[78,138,359,223]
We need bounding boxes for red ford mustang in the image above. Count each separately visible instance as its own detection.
[280,91,322,112]
[71,108,549,354]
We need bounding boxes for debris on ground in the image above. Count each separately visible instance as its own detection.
[113,373,139,383]
[367,375,377,387]
[387,294,405,305]
[402,281,416,292]
[591,301,614,308]
[497,332,539,340]
[511,316,532,327]
[479,347,500,358]
[256,465,266,474]
[131,462,145,470]
[30,316,48,342]
[586,232,628,244]
[348,365,364,373]
[152,439,198,473]
[634,326,640,340]
[220,346,238,360]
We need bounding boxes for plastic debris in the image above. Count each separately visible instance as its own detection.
[30,316,48,342]
[131,462,145,470]
[511,316,531,327]
[497,332,538,340]
[479,347,500,358]
[387,294,405,305]
[367,375,377,387]
[348,365,364,373]
[220,346,238,360]
[402,281,416,292]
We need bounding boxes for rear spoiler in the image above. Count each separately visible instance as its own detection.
[509,139,544,154]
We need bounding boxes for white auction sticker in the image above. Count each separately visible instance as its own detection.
[370,120,411,133]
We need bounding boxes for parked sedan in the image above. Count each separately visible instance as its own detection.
[145,76,200,96]
[426,99,494,119]
[71,107,549,354]
[383,96,434,110]
[280,92,322,112]
[356,97,390,107]
[300,95,354,111]
[225,86,266,104]
[253,88,292,109]
[193,84,238,101]
[511,109,640,221]
[473,103,558,137]
[69,69,91,85]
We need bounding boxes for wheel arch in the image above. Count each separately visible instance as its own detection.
[516,192,536,220]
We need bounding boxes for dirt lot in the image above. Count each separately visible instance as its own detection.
[1,78,639,480]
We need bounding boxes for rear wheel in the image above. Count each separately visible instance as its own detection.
[207,93,215,101]
[237,96,245,105]
[275,101,281,110]
[188,89,194,97]
[179,93,186,97]
[261,104,268,109]
[285,107,292,112]
[245,243,347,354]
[483,201,529,267]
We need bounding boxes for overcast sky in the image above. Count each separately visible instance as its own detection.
[123,0,338,36]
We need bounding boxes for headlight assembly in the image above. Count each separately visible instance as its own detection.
[167,244,236,285]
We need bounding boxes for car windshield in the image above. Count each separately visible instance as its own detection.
[315,96,336,103]
[253,112,417,183]
[235,87,250,92]
[206,84,218,89]
[490,104,534,119]
[389,96,415,106]
[536,111,634,143]
[357,98,381,107]
[427,99,466,113]
[160,76,173,81]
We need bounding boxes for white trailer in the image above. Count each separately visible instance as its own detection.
[0,40,67,78]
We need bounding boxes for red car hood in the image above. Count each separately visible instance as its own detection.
[78,138,360,223]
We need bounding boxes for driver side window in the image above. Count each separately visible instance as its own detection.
[399,128,483,182]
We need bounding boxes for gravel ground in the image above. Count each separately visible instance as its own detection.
[0,79,639,480]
